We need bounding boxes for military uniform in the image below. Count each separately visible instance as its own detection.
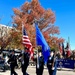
[8,52,18,75]
[36,53,44,75]
[47,55,54,75]
[19,50,30,75]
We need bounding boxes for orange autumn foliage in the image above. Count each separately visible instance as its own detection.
[12,0,64,49]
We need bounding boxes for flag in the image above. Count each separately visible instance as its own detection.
[35,22,50,63]
[22,25,33,59]
[65,42,71,57]
[62,43,65,57]
[59,43,62,54]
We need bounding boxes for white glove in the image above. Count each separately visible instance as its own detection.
[22,50,24,54]
[49,57,52,60]
[52,67,55,70]
[37,64,39,69]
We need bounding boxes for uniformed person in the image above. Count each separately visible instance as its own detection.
[18,47,30,75]
[35,51,44,75]
[47,51,55,75]
[8,50,18,75]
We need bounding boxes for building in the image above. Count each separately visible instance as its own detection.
[0,24,12,38]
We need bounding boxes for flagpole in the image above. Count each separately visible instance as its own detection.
[34,19,39,68]
[36,47,39,68]
[22,22,24,36]
[35,20,39,68]
[68,37,70,44]
[68,37,71,50]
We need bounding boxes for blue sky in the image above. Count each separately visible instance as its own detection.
[0,0,75,50]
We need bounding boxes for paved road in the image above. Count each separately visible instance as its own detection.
[0,66,75,75]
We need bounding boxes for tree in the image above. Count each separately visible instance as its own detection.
[0,25,12,50]
[10,27,23,49]
[12,0,64,49]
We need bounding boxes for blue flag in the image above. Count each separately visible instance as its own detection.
[35,22,50,63]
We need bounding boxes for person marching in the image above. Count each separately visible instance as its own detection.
[52,51,58,75]
[47,50,58,75]
[18,47,30,75]
[47,51,55,75]
[35,50,44,75]
[8,50,18,75]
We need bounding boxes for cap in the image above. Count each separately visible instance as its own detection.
[24,47,29,50]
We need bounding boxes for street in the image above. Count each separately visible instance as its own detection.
[0,66,75,75]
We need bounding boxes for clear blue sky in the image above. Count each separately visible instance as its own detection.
[0,0,75,50]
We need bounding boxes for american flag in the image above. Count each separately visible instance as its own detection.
[22,25,33,60]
